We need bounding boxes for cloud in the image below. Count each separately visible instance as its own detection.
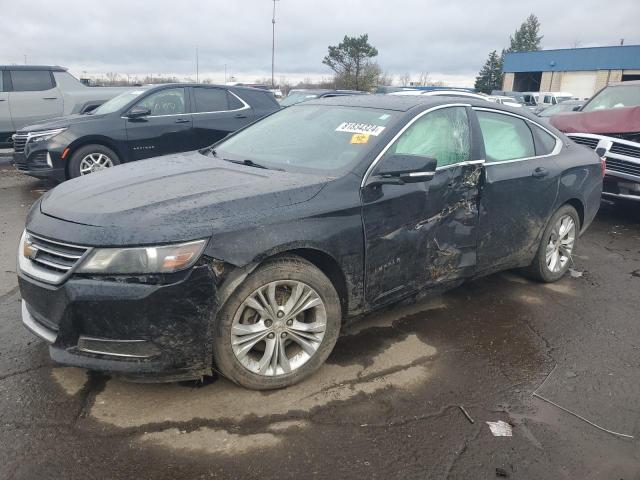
[1,0,638,86]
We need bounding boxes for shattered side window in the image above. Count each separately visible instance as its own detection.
[476,111,535,162]
[385,107,471,167]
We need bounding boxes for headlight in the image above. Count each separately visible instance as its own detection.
[28,128,67,143]
[76,240,207,274]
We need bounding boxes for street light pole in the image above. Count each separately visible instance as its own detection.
[271,0,279,88]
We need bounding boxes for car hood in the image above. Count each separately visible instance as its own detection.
[38,151,329,244]
[19,113,109,133]
[550,106,640,134]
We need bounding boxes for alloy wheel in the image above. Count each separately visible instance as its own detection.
[231,280,327,376]
[79,153,114,175]
[545,214,576,273]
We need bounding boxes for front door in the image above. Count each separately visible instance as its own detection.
[191,87,254,149]
[124,87,192,160]
[361,106,482,308]
[0,72,13,142]
[473,108,561,271]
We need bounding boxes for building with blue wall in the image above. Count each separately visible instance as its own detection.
[502,45,640,98]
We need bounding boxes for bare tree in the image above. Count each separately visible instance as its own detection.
[399,73,411,87]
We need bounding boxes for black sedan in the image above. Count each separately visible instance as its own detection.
[18,95,602,389]
[12,83,280,181]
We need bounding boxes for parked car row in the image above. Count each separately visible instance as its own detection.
[17,92,603,389]
[12,83,280,181]
[1,65,130,146]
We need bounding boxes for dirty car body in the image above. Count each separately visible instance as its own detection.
[18,96,602,383]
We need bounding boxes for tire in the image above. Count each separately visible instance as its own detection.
[525,204,580,282]
[67,144,120,179]
[213,255,341,390]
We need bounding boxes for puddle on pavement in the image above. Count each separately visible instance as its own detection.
[87,333,437,429]
[50,367,88,395]
[141,427,281,455]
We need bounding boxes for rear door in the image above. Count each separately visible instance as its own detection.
[0,72,14,142]
[361,105,482,307]
[191,87,254,149]
[8,69,63,129]
[473,108,562,272]
[124,87,192,160]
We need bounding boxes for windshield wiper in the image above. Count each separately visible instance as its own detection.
[223,158,283,171]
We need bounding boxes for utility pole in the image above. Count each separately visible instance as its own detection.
[224,64,227,83]
[23,54,27,64]
[271,0,279,88]
[196,46,199,83]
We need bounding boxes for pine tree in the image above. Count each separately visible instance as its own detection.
[507,14,543,52]
[474,50,504,94]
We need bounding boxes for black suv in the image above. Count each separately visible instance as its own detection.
[12,83,280,181]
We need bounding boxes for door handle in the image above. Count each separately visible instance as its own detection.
[42,97,58,100]
[532,167,549,179]
[174,118,190,124]
[234,113,248,119]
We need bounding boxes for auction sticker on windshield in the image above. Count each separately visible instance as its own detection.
[350,133,370,144]
[336,122,386,136]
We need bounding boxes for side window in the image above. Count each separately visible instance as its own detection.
[531,124,558,155]
[227,91,244,110]
[383,107,470,167]
[193,87,229,112]
[544,95,552,104]
[476,111,535,162]
[135,88,185,116]
[10,70,54,91]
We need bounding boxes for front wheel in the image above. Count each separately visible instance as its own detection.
[525,205,579,282]
[213,256,342,390]
[68,144,120,179]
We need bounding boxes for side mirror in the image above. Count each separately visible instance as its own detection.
[126,106,151,119]
[572,105,582,111]
[368,154,437,186]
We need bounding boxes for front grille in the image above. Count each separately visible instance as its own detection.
[610,142,640,159]
[22,232,90,283]
[571,136,599,150]
[606,158,640,177]
[12,133,28,153]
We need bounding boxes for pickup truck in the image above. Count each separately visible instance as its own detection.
[551,81,640,202]
[0,65,130,146]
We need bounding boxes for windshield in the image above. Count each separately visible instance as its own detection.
[539,102,577,117]
[213,104,399,173]
[92,89,147,115]
[280,92,321,107]
[582,84,640,112]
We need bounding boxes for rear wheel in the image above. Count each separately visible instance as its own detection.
[525,204,579,282]
[213,256,341,390]
[68,144,120,179]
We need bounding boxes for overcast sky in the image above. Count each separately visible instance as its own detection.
[2,0,639,87]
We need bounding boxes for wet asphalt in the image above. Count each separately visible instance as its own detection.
[1,163,639,480]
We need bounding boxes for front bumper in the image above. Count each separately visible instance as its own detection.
[13,150,66,182]
[18,261,219,381]
[569,133,640,202]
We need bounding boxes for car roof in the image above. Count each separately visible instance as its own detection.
[139,83,271,93]
[0,65,67,71]
[610,80,640,86]
[303,93,537,113]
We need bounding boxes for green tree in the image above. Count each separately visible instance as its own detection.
[507,14,543,52]
[322,34,379,91]
[474,50,504,94]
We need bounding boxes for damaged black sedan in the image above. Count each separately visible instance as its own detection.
[18,96,602,389]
